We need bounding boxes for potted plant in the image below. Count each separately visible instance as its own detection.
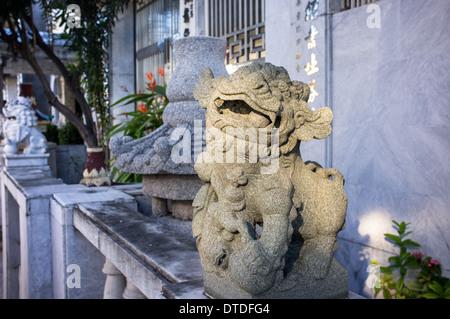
[372,220,450,299]
[103,67,168,183]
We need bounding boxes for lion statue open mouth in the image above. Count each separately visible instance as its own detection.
[192,62,348,299]
[194,62,333,156]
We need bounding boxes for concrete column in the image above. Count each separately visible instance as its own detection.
[1,187,20,299]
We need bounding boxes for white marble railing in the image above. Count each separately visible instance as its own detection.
[1,165,205,299]
[102,259,147,299]
[72,197,205,299]
[1,160,364,299]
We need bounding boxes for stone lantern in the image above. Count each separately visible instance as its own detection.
[110,36,229,220]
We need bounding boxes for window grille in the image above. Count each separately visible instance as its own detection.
[341,0,379,11]
[206,0,265,65]
[135,0,179,92]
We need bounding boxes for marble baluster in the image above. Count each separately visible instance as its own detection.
[102,259,126,299]
[122,278,147,299]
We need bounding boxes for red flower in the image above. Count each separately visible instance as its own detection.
[145,72,154,83]
[137,104,148,113]
[412,251,424,263]
[158,66,164,78]
[148,79,156,92]
[122,112,128,119]
[428,259,439,268]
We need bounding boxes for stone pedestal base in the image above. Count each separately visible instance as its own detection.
[151,196,169,216]
[171,200,194,220]
[204,259,348,299]
[3,153,52,175]
[143,174,203,220]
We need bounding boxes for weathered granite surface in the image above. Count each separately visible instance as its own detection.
[192,62,348,298]
[110,36,229,176]
[110,36,229,221]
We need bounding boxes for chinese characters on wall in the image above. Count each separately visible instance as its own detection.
[295,0,320,108]
[183,0,194,37]
[295,0,303,73]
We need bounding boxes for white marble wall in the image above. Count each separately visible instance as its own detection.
[330,0,450,297]
[266,0,450,297]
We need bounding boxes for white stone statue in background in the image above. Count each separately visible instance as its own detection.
[2,96,47,155]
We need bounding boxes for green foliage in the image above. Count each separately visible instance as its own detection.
[373,220,450,299]
[58,121,84,145]
[45,0,130,145]
[104,85,167,141]
[102,73,168,183]
[44,124,59,144]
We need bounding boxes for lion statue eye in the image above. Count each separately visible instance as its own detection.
[215,249,229,269]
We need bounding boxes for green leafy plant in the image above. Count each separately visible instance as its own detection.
[102,69,168,183]
[373,220,450,299]
[50,0,131,147]
[44,123,59,144]
[1,1,130,148]
[58,121,84,145]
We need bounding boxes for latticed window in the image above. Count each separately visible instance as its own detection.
[205,0,265,65]
[135,0,179,92]
[341,0,379,11]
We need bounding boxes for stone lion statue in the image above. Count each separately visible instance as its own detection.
[192,62,348,298]
[2,96,47,154]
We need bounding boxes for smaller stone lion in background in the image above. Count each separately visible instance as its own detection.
[2,96,47,154]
